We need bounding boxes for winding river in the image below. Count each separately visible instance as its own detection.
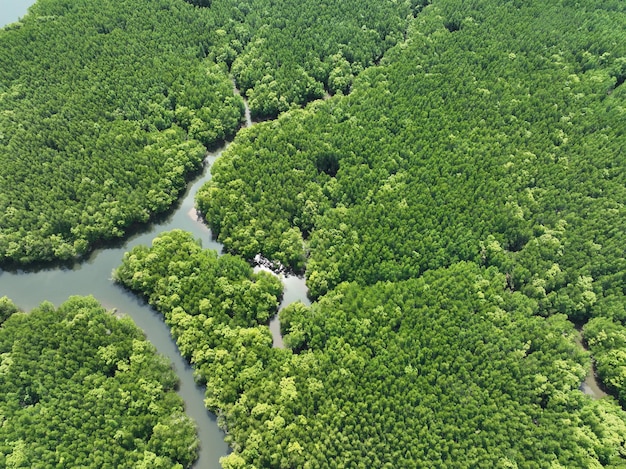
[0,138,310,467]
[575,336,609,400]
[1,4,610,468]
[0,30,309,463]
[0,149,230,467]
[1,6,311,467]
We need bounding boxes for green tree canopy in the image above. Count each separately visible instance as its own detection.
[0,0,243,265]
[116,247,626,467]
[0,296,198,468]
[198,0,626,318]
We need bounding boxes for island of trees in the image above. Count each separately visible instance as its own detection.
[3,0,626,467]
[0,296,198,468]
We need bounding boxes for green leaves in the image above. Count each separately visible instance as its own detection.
[199,0,626,322]
[116,230,626,467]
[187,0,626,465]
[0,0,243,266]
[584,318,626,406]
[115,229,283,331]
[221,0,411,118]
[0,297,19,325]
[4,0,626,467]
[0,296,198,467]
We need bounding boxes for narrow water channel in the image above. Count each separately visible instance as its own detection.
[2,6,231,463]
[0,149,230,468]
[575,336,608,400]
[254,265,311,348]
[0,3,312,466]
[0,68,310,465]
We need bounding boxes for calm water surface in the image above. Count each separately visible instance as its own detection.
[0,150,229,468]
[1,124,310,468]
[0,5,307,465]
[0,0,35,28]
[254,265,311,348]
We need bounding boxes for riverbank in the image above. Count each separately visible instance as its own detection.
[0,145,230,469]
[253,265,311,348]
[0,83,314,467]
[575,335,609,400]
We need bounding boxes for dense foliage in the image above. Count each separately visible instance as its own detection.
[0,0,424,267]
[198,0,626,312]
[271,265,626,468]
[0,296,198,468]
[0,297,19,325]
[6,0,626,466]
[194,0,626,449]
[113,229,283,348]
[584,317,626,407]
[0,0,243,265]
[205,0,425,117]
[116,242,626,467]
